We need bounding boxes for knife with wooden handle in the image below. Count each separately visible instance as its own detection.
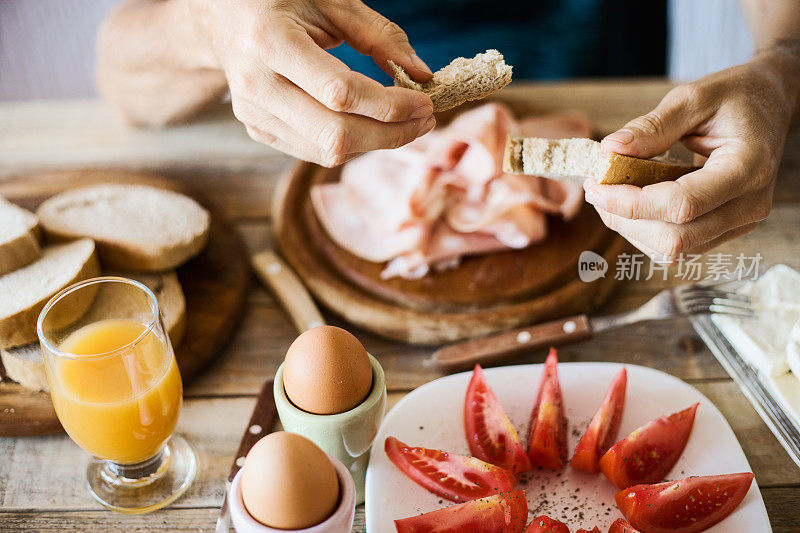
[431,314,592,371]
[215,378,278,533]
[252,249,325,332]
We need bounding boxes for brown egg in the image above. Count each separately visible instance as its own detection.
[283,325,372,415]
[240,431,340,529]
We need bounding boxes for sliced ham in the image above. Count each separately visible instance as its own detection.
[310,183,427,262]
[382,224,510,280]
[311,103,592,279]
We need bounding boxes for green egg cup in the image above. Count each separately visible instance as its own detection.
[274,354,386,505]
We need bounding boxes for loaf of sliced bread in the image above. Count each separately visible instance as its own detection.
[503,136,697,187]
[390,49,513,113]
[0,238,99,349]
[0,196,41,276]
[37,184,210,271]
[1,270,187,392]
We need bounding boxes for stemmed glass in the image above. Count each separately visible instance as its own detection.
[37,276,196,513]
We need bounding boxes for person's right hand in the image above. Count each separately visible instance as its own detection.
[189,0,436,167]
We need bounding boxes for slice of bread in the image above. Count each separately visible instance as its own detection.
[1,270,187,392]
[37,184,210,271]
[390,49,513,113]
[0,196,41,276]
[503,136,697,187]
[0,344,48,392]
[0,238,100,350]
[90,271,187,347]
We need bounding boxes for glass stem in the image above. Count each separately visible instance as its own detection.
[105,445,170,481]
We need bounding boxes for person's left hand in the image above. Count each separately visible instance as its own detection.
[583,50,800,263]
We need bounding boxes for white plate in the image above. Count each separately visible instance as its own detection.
[365,363,770,532]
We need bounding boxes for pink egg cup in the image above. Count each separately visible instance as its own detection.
[229,452,356,533]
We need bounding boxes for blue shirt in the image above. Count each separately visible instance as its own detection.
[329,0,667,82]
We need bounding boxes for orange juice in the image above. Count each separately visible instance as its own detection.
[47,319,182,464]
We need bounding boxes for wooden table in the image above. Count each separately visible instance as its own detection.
[1,80,798,532]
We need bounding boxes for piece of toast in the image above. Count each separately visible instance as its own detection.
[1,270,187,392]
[503,136,697,187]
[389,49,513,113]
[0,196,41,276]
[37,184,210,271]
[0,238,100,350]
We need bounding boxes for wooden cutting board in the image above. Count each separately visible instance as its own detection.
[0,169,249,436]
[274,101,631,344]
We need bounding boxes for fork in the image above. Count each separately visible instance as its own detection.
[431,283,753,371]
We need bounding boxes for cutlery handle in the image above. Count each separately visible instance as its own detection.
[229,379,277,482]
[252,249,325,333]
[432,314,592,371]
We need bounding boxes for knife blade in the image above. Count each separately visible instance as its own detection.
[215,378,277,533]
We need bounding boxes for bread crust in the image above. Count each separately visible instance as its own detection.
[0,230,41,276]
[43,227,209,271]
[502,134,525,174]
[602,153,696,186]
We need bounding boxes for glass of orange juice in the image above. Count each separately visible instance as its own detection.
[37,276,196,514]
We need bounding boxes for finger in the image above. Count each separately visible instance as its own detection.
[584,144,765,223]
[614,222,759,265]
[246,123,333,165]
[264,24,432,122]
[593,188,770,262]
[326,2,433,81]
[693,152,708,166]
[260,73,436,167]
[601,83,710,158]
[233,98,326,162]
[684,222,759,257]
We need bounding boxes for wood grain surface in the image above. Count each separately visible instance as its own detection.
[0,169,249,437]
[1,81,799,531]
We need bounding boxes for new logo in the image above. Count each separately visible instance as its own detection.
[578,251,608,282]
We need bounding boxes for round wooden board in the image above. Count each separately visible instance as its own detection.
[274,108,631,344]
[0,169,249,436]
[305,167,615,310]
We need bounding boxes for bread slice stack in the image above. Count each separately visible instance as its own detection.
[390,49,513,113]
[0,184,209,393]
[503,136,696,187]
[1,271,186,392]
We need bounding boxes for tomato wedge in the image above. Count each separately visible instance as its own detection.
[524,515,569,533]
[570,368,627,473]
[576,528,600,533]
[385,437,516,502]
[600,403,698,489]
[608,518,640,532]
[615,473,755,533]
[527,348,568,469]
[395,490,528,533]
[465,364,531,474]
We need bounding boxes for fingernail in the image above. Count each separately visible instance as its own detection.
[419,116,436,135]
[604,129,634,145]
[411,102,433,119]
[584,187,607,209]
[411,54,433,76]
